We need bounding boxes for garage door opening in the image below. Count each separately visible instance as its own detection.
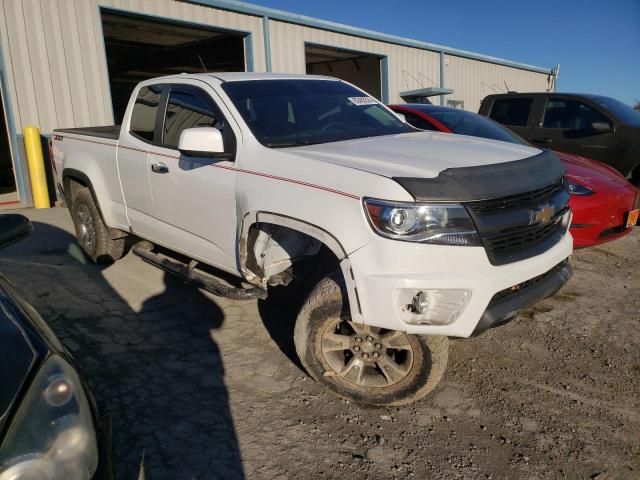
[0,87,17,205]
[101,10,247,122]
[305,44,383,100]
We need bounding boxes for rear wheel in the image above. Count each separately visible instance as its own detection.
[294,273,448,406]
[70,188,125,264]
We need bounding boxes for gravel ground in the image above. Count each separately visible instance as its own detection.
[1,207,638,480]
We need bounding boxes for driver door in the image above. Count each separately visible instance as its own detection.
[145,82,239,273]
[529,97,618,162]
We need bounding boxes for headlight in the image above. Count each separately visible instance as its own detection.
[0,355,98,480]
[568,182,594,196]
[363,198,480,246]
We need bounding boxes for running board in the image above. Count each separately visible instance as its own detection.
[132,241,267,300]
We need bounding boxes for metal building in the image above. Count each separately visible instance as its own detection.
[0,0,557,207]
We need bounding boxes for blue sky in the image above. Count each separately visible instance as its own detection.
[256,0,639,107]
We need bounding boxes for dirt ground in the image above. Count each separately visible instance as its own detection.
[1,207,638,480]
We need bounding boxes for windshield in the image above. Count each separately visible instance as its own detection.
[426,108,529,146]
[589,95,640,127]
[221,80,411,147]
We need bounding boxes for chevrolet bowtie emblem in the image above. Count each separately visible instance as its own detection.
[530,203,555,225]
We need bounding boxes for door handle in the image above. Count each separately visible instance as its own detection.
[151,162,169,174]
[532,137,553,144]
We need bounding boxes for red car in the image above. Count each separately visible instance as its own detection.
[389,104,639,248]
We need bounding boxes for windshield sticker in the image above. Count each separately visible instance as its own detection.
[348,96,378,106]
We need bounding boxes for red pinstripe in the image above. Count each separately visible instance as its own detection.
[212,164,360,200]
[55,134,361,201]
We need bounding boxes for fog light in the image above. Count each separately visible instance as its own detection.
[398,289,471,326]
[412,291,429,314]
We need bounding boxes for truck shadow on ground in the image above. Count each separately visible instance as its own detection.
[0,222,245,480]
[256,283,311,372]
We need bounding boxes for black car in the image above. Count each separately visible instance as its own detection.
[0,214,111,479]
[478,92,640,186]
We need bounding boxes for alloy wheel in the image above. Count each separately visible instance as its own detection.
[320,318,415,387]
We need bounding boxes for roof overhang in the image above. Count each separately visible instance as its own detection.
[399,87,454,103]
[185,0,555,75]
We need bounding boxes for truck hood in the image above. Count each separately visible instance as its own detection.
[290,131,542,178]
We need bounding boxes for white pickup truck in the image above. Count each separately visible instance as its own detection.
[52,73,573,405]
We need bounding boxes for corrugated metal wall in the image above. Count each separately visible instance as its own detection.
[444,54,551,112]
[0,0,551,132]
[0,0,554,206]
[0,0,265,134]
[268,20,442,104]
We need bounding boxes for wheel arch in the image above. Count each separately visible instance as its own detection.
[239,211,364,323]
[61,168,105,221]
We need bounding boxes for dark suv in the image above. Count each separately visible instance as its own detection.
[479,93,640,186]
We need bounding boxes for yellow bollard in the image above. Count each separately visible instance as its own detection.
[23,125,50,209]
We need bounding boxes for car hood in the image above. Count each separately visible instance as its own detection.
[557,151,639,193]
[290,131,543,178]
[0,278,39,436]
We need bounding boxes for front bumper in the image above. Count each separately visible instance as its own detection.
[347,231,573,338]
[570,186,639,248]
[471,260,572,336]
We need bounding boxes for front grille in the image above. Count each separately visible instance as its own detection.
[598,224,629,239]
[490,260,568,304]
[467,178,564,214]
[481,213,567,264]
[465,177,569,266]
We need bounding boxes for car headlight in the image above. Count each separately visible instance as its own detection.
[568,182,594,196]
[363,198,481,246]
[0,355,98,480]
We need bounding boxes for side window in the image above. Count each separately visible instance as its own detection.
[489,98,532,127]
[163,86,227,149]
[402,112,438,131]
[543,99,611,130]
[130,85,162,143]
[446,100,464,109]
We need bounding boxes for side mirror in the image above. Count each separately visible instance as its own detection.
[590,122,612,133]
[395,112,407,123]
[178,127,225,157]
[0,214,33,250]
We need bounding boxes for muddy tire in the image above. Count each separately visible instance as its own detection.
[294,273,449,406]
[70,188,125,264]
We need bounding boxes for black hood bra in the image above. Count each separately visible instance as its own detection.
[394,149,565,203]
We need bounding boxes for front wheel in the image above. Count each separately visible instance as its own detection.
[294,273,449,406]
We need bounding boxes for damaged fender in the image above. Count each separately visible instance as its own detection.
[239,211,364,322]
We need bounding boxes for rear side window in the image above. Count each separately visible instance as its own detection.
[130,85,162,142]
[489,98,532,127]
[162,86,226,149]
[543,99,611,130]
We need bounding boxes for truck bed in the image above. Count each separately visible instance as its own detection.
[55,125,120,140]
